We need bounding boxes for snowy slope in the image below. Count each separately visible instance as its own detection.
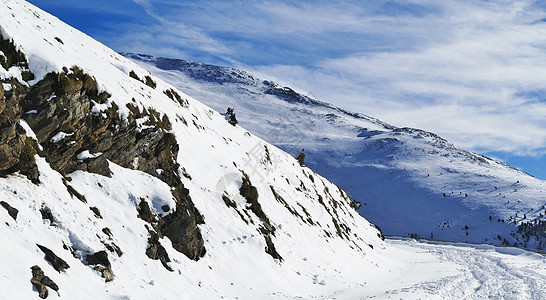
[0,0,383,298]
[126,54,546,250]
[0,1,545,299]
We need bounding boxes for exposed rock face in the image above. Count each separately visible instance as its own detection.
[36,244,70,272]
[0,36,39,183]
[2,33,205,262]
[30,265,58,299]
[0,78,30,174]
[145,229,173,271]
[0,200,18,220]
[86,251,114,282]
[0,82,25,172]
[0,35,34,81]
[159,197,206,259]
[0,61,206,261]
[138,198,206,262]
[239,172,282,261]
[21,67,118,176]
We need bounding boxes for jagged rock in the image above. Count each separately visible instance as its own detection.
[103,242,123,257]
[3,33,205,262]
[62,180,87,203]
[0,81,26,173]
[18,67,206,261]
[373,224,385,241]
[128,70,156,89]
[263,235,282,261]
[137,200,154,223]
[145,229,173,271]
[240,172,275,234]
[0,35,39,182]
[160,199,206,260]
[17,137,40,183]
[86,251,111,268]
[163,88,188,108]
[0,201,18,220]
[138,198,205,260]
[144,75,156,89]
[239,172,282,261]
[89,206,102,219]
[21,69,110,174]
[0,35,34,81]
[86,251,114,282]
[36,244,70,272]
[30,265,58,299]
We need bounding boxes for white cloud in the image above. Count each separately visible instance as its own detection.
[41,0,546,158]
[240,0,546,156]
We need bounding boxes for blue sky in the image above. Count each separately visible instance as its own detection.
[27,0,546,179]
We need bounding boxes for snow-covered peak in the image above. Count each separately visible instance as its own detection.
[127,53,546,251]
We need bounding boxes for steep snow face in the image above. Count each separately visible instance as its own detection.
[0,0,392,298]
[126,54,546,250]
[0,1,545,299]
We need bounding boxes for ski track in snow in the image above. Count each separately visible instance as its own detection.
[340,238,546,300]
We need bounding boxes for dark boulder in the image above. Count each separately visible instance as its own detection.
[86,251,114,282]
[36,244,70,272]
[0,201,18,220]
[30,265,58,299]
[145,229,173,271]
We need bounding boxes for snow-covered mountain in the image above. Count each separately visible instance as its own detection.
[125,53,546,251]
[1,1,546,299]
[0,0,388,298]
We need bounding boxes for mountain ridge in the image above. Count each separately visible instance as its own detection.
[125,52,546,251]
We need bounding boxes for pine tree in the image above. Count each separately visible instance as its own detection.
[226,107,238,126]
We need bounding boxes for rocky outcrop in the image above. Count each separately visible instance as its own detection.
[129,70,157,89]
[0,35,206,260]
[0,200,18,220]
[1,33,206,265]
[0,35,40,183]
[30,265,58,299]
[159,197,206,259]
[239,172,282,261]
[0,81,25,172]
[138,198,205,264]
[10,65,206,261]
[86,251,114,282]
[0,35,34,81]
[36,244,70,272]
[145,228,173,271]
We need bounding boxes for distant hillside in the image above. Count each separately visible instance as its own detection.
[127,53,546,250]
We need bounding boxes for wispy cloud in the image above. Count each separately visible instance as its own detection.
[27,0,546,168]
[240,0,546,157]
